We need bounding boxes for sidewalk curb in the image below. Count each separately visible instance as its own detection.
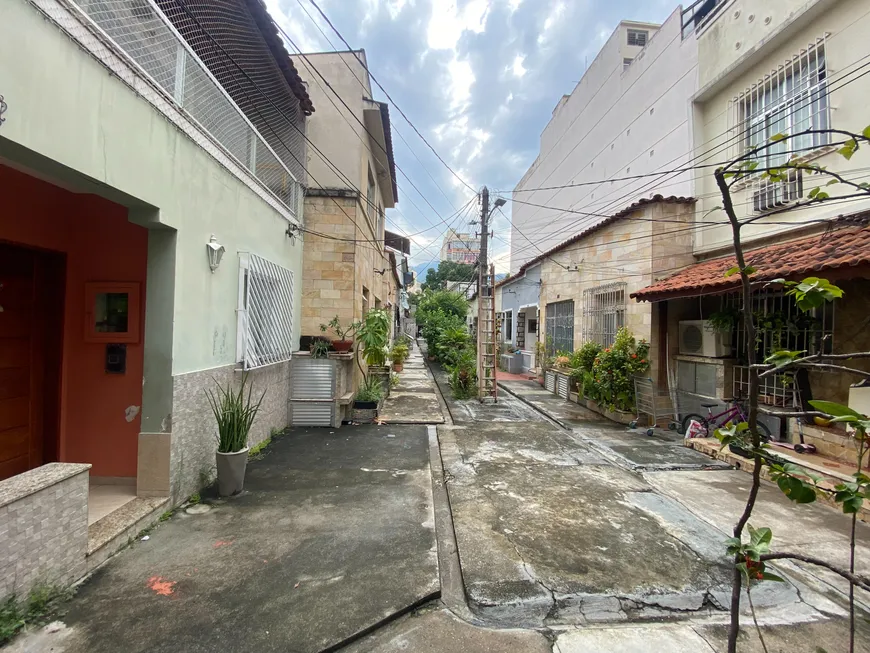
[496,381,570,431]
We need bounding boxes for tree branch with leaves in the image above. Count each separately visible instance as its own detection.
[711,125,870,653]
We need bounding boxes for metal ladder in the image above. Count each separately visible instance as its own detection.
[478,264,498,403]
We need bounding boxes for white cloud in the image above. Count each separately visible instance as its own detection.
[427,0,489,50]
[511,54,527,78]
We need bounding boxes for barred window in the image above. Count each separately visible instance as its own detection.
[582,282,626,348]
[545,300,574,355]
[236,253,295,370]
[731,39,830,167]
[627,29,648,47]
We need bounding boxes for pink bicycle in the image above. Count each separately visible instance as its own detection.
[680,397,772,440]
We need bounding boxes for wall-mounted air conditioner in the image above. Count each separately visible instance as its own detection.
[679,320,732,358]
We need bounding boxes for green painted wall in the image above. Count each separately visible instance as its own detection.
[0,0,303,374]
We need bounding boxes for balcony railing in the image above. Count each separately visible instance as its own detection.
[71,0,302,218]
[681,0,728,39]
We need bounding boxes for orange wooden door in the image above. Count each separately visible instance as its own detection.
[0,246,40,480]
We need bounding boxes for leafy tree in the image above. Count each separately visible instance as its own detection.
[421,260,476,291]
[712,125,870,653]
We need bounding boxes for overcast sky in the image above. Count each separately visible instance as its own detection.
[268,0,675,273]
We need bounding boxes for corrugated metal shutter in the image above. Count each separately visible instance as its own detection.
[556,374,569,399]
[291,402,335,426]
[545,371,555,393]
[291,359,334,399]
[289,358,336,426]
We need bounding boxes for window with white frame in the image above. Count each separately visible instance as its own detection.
[582,282,626,348]
[627,29,648,47]
[623,58,633,71]
[236,253,295,370]
[503,310,513,342]
[733,39,830,168]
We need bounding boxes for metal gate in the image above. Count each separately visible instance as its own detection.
[545,300,575,355]
[289,358,337,426]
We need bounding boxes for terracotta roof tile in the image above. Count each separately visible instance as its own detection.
[632,224,870,302]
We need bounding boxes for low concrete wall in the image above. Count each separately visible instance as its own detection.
[0,463,90,601]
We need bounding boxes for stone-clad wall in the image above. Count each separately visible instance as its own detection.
[0,463,90,601]
[301,192,397,391]
[170,362,290,504]
[538,200,695,382]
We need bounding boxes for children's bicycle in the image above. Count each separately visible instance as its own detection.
[680,396,772,440]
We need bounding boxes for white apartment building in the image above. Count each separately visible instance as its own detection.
[510,10,699,272]
[441,229,481,264]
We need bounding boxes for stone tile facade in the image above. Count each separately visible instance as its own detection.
[0,463,90,601]
[301,192,399,390]
[538,200,695,382]
[170,361,290,504]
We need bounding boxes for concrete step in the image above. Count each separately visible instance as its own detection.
[87,496,169,572]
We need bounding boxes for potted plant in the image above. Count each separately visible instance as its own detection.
[391,342,409,372]
[206,374,265,497]
[310,336,330,359]
[320,316,357,353]
[357,308,392,394]
[352,375,384,423]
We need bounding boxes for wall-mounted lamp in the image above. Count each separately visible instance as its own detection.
[206,235,225,273]
[286,223,300,245]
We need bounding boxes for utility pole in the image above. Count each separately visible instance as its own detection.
[477,187,497,403]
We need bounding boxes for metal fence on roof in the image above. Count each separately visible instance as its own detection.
[73,0,302,218]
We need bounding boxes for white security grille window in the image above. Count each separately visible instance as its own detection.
[627,29,648,47]
[582,282,626,348]
[236,253,295,370]
[545,300,574,355]
[730,38,830,166]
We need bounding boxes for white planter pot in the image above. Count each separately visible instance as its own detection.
[216,447,249,497]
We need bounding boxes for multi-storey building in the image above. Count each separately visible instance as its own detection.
[441,229,481,264]
[510,11,699,272]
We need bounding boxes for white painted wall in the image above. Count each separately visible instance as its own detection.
[511,12,698,273]
[692,0,870,253]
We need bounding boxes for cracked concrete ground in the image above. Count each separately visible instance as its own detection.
[434,372,868,641]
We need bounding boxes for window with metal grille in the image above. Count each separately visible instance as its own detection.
[545,300,574,355]
[582,282,626,347]
[503,310,513,341]
[731,39,830,167]
[627,29,648,47]
[236,253,294,370]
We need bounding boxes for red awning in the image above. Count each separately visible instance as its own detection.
[632,224,870,302]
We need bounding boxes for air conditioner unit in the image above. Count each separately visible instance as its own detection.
[752,170,802,213]
[679,320,732,358]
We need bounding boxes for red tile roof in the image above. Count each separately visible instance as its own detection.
[499,194,696,288]
[632,223,870,302]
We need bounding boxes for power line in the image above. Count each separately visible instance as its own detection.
[512,55,870,264]
[306,0,476,193]
[508,55,870,257]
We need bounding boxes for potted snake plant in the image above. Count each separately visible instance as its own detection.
[206,374,265,497]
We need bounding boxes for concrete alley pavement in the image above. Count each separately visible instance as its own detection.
[431,369,870,650]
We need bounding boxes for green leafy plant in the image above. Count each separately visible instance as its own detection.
[320,315,357,341]
[390,372,400,389]
[570,341,602,372]
[354,375,384,403]
[0,585,72,646]
[583,328,650,412]
[357,308,391,367]
[310,337,330,359]
[205,374,266,454]
[390,342,409,364]
[447,346,478,399]
[708,306,740,333]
